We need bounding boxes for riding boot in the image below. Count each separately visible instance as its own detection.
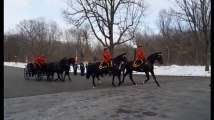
[107,60,113,74]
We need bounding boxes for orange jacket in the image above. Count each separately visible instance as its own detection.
[103,50,112,62]
[137,48,145,60]
[39,56,46,64]
[34,55,40,64]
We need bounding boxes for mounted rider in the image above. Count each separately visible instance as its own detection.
[99,47,113,69]
[133,44,146,69]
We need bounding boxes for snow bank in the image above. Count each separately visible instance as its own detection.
[4,62,211,77]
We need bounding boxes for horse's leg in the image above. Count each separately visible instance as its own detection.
[150,70,160,87]
[54,72,58,81]
[48,72,53,82]
[67,71,71,81]
[47,73,50,82]
[61,72,64,81]
[117,72,121,86]
[48,73,52,82]
[96,76,101,85]
[92,75,96,88]
[121,70,129,83]
[112,74,116,87]
[55,72,61,81]
[63,72,66,81]
[51,72,54,81]
[58,72,62,81]
[129,72,137,86]
[59,72,64,81]
[142,72,150,84]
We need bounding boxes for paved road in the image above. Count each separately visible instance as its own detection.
[4,66,210,120]
[4,66,209,98]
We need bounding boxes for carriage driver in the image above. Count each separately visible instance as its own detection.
[34,53,40,65]
[39,54,46,64]
[39,54,46,72]
[102,47,113,68]
[136,44,146,66]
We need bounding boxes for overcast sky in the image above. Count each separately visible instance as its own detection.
[4,0,174,33]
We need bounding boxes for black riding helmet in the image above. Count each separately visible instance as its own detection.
[104,47,108,50]
[137,44,142,47]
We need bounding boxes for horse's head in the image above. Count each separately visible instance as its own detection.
[147,52,163,65]
[67,57,76,65]
[59,57,70,68]
[155,52,163,64]
[115,53,128,62]
[114,52,128,63]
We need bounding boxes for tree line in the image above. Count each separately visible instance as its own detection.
[4,17,209,65]
[4,0,210,71]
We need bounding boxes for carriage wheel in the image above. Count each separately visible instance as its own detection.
[24,68,30,80]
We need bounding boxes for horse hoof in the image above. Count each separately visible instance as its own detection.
[157,85,160,87]
[142,82,145,84]
[98,81,101,85]
[134,84,138,87]
[92,86,95,89]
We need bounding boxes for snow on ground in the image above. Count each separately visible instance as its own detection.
[4,62,211,77]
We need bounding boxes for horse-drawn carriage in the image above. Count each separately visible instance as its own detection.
[24,63,46,81]
[24,57,76,81]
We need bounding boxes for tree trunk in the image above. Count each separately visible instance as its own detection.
[109,45,114,57]
[109,21,114,57]
[134,48,136,61]
[165,44,170,65]
[205,35,210,71]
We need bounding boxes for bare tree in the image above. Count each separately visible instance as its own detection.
[17,18,48,55]
[157,9,172,65]
[63,0,147,56]
[46,21,63,60]
[170,0,211,71]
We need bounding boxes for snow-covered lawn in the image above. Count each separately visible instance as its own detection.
[4,62,211,77]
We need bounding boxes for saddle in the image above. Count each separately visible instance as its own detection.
[99,60,113,69]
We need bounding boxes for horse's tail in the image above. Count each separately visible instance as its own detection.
[86,64,93,79]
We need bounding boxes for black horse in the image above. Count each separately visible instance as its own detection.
[86,53,127,88]
[63,57,76,81]
[46,57,70,82]
[120,52,163,87]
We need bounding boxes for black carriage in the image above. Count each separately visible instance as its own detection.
[24,63,46,81]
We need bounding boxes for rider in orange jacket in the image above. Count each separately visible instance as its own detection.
[103,47,112,67]
[136,44,146,65]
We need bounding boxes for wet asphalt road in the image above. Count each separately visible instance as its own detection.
[4,66,210,120]
[4,66,210,98]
